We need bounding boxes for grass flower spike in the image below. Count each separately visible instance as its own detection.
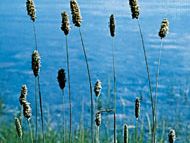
[129,0,140,19]
[168,129,176,143]
[23,102,32,119]
[95,112,101,126]
[15,117,23,138]
[19,85,27,105]
[124,124,128,143]
[94,80,102,97]
[70,0,82,27]
[57,69,66,90]
[135,97,140,119]
[32,50,40,77]
[159,18,169,39]
[61,11,70,35]
[26,0,36,22]
[109,14,115,37]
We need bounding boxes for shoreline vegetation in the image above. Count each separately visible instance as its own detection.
[0,0,184,143]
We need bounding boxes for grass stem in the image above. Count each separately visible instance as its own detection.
[78,27,94,143]
[27,119,34,143]
[111,37,117,143]
[37,76,45,143]
[34,78,38,143]
[65,35,72,143]
[137,19,155,143]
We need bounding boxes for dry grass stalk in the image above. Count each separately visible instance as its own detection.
[57,69,66,90]
[94,80,102,97]
[70,0,82,27]
[159,19,169,39]
[32,50,40,77]
[26,0,36,22]
[124,124,128,143]
[109,14,115,37]
[61,11,70,35]
[168,129,176,143]
[135,97,140,119]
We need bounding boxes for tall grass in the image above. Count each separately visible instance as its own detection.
[26,0,45,142]
[109,14,117,143]
[61,11,72,143]
[70,0,94,142]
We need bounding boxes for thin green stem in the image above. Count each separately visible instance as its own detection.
[65,35,72,143]
[96,126,100,143]
[137,19,155,143]
[79,27,94,143]
[27,119,34,143]
[112,37,117,143]
[62,90,66,143]
[20,137,24,143]
[37,76,45,143]
[32,22,38,51]
[35,78,38,143]
[154,39,163,141]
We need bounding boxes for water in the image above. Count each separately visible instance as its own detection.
[0,0,190,142]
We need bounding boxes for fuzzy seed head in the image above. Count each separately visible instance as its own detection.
[70,0,82,27]
[19,84,28,105]
[32,50,40,77]
[57,69,66,90]
[23,102,32,119]
[168,129,176,143]
[61,11,70,35]
[15,117,23,138]
[159,18,169,39]
[95,112,101,126]
[129,0,140,19]
[124,124,129,143]
[26,0,36,22]
[94,80,102,97]
[135,97,140,119]
[109,14,115,37]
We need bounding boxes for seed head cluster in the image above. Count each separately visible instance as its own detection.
[70,0,82,27]
[129,0,140,19]
[168,129,176,143]
[15,117,23,138]
[159,19,169,39]
[61,11,70,35]
[109,14,115,37]
[32,50,41,77]
[19,85,28,105]
[94,80,102,97]
[57,69,66,90]
[26,0,36,22]
[135,97,140,119]
[95,112,101,126]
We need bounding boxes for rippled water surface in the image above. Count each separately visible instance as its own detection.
[0,0,190,142]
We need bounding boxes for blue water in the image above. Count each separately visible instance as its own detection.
[1,0,190,142]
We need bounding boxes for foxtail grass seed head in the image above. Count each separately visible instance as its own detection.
[70,0,82,27]
[57,69,66,90]
[124,124,129,143]
[159,18,169,39]
[23,102,32,119]
[26,0,36,22]
[15,117,23,138]
[61,11,70,35]
[135,97,140,119]
[19,85,28,105]
[95,112,101,126]
[32,50,40,77]
[109,14,115,37]
[94,80,102,97]
[129,0,140,19]
[168,129,176,143]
